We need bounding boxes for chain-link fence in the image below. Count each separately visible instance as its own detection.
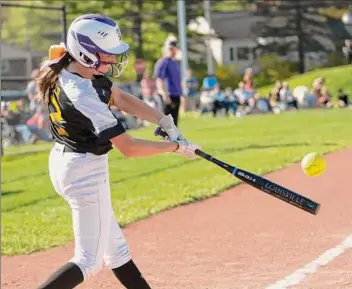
[1,2,67,91]
[1,2,67,155]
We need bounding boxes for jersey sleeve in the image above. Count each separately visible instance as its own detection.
[72,89,126,141]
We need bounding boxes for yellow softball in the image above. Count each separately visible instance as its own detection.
[301,152,326,177]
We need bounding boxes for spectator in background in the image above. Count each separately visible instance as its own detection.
[27,68,40,113]
[224,87,238,116]
[141,71,160,110]
[24,103,51,144]
[318,87,333,108]
[202,74,218,91]
[243,67,255,92]
[248,93,273,114]
[211,84,226,117]
[337,88,349,108]
[233,81,252,107]
[272,80,282,103]
[309,77,325,108]
[155,39,183,126]
[183,69,198,111]
[279,82,298,110]
[1,101,23,144]
[311,77,325,98]
[342,39,352,65]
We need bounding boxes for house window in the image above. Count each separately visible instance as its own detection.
[229,47,234,62]
[237,47,250,61]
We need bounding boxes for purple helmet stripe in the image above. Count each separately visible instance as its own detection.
[73,14,116,27]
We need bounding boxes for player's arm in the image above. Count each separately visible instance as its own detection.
[111,85,183,141]
[73,90,195,158]
[111,85,163,124]
[111,132,178,157]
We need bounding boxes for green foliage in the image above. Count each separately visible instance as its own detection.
[212,0,251,12]
[2,109,352,255]
[1,0,205,78]
[318,6,347,19]
[324,52,347,68]
[215,64,242,89]
[255,54,299,87]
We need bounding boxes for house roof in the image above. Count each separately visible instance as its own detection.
[325,18,351,40]
[210,10,265,40]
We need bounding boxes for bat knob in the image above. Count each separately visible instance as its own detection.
[154,126,168,138]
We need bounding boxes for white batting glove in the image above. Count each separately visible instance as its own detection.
[158,114,184,141]
[175,139,201,159]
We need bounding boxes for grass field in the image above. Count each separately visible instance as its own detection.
[2,109,352,256]
[258,65,352,98]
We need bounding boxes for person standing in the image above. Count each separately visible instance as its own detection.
[155,40,183,127]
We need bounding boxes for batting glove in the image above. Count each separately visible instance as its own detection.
[175,139,201,159]
[158,114,184,141]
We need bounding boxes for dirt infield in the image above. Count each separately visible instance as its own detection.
[2,147,352,289]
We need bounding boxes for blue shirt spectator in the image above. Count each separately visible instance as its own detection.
[155,57,182,97]
[184,69,198,97]
[211,85,226,102]
[202,75,218,90]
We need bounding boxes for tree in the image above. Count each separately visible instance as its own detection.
[252,0,349,73]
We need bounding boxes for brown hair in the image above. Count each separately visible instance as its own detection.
[36,53,72,102]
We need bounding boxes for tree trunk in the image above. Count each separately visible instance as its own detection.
[133,0,143,59]
[296,0,305,74]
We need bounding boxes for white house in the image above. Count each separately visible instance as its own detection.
[1,42,44,90]
[188,9,349,73]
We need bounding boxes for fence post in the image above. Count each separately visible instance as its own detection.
[61,5,67,43]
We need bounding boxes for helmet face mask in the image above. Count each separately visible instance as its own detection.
[98,53,129,78]
[66,14,129,77]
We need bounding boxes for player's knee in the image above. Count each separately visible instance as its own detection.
[70,256,104,280]
[104,242,131,269]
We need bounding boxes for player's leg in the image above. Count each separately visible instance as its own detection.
[104,215,152,288]
[37,148,112,288]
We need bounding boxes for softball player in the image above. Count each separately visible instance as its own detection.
[35,14,200,289]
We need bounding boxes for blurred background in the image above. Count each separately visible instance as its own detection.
[1,0,352,154]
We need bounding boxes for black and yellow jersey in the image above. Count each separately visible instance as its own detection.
[47,69,125,155]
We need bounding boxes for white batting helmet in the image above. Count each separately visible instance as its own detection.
[67,14,129,77]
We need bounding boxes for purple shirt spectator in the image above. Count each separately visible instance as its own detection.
[155,57,182,97]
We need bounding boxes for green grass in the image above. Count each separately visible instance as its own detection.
[2,109,352,256]
[258,65,352,98]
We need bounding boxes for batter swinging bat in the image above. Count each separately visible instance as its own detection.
[155,127,321,215]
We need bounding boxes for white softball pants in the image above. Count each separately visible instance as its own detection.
[49,142,131,280]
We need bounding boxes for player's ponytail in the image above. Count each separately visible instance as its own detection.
[36,44,72,103]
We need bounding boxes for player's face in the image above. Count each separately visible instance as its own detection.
[95,53,128,78]
[170,46,178,57]
[97,53,117,74]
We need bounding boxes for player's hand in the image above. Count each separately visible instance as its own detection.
[158,114,184,141]
[174,139,201,159]
[162,94,172,105]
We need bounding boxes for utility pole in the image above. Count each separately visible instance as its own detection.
[204,0,214,75]
[177,0,189,79]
